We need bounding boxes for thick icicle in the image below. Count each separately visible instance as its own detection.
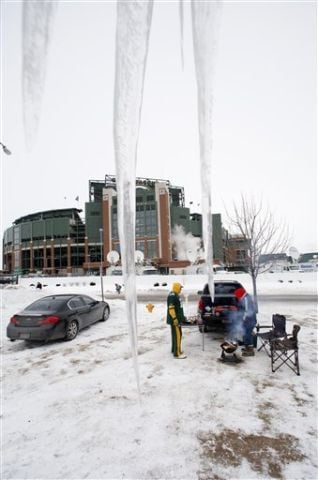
[191,0,222,300]
[22,0,58,150]
[179,0,184,69]
[113,0,154,395]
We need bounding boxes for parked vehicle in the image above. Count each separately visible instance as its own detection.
[7,294,110,343]
[0,274,18,285]
[111,269,123,276]
[141,267,159,275]
[197,280,244,332]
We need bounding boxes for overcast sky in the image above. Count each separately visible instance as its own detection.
[1,0,317,254]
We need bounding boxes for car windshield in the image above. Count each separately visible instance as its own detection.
[24,297,68,311]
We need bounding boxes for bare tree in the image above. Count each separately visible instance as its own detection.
[226,195,290,312]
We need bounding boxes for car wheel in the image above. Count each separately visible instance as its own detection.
[100,306,110,322]
[65,320,79,341]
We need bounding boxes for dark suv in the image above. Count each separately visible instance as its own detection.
[197,280,244,332]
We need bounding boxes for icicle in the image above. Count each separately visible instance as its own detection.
[191,0,222,301]
[179,0,184,69]
[113,0,154,396]
[22,0,58,150]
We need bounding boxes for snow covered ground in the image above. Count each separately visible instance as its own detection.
[1,272,317,479]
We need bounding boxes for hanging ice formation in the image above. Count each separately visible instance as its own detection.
[112,0,221,392]
[22,0,58,150]
[113,0,154,396]
[179,0,184,69]
[191,0,222,300]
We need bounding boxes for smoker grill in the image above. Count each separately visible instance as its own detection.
[219,341,242,363]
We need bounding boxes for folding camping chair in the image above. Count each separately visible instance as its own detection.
[256,314,287,357]
[270,324,301,376]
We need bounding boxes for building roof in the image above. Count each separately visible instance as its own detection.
[299,252,318,263]
[14,208,83,225]
[259,253,288,263]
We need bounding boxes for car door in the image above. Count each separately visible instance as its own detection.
[80,295,101,325]
[68,296,91,329]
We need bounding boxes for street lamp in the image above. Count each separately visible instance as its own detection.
[99,228,104,302]
[0,142,12,155]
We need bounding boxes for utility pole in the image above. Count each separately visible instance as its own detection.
[99,228,104,302]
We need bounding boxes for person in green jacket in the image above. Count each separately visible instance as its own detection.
[166,282,187,359]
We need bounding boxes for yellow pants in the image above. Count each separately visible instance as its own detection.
[170,324,182,357]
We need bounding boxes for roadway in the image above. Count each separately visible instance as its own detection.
[106,292,317,303]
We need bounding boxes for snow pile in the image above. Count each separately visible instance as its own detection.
[15,271,317,297]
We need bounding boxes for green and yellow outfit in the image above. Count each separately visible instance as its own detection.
[166,283,186,357]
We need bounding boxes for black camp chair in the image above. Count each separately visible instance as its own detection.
[270,324,301,376]
[256,314,287,357]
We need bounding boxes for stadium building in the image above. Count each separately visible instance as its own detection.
[2,175,224,275]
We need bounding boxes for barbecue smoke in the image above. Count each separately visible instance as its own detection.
[171,225,204,263]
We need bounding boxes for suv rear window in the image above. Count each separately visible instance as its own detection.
[214,296,237,306]
[215,283,241,294]
[202,282,242,295]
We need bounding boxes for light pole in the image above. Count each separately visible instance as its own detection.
[0,142,12,155]
[99,228,104,302]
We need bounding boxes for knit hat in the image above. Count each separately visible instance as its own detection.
[234,287,246,300]
[172,282,183,294]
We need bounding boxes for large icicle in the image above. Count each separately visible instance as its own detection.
[191,0,222,300]
[113,0,154,395]
[22,0,58,150]
[179,0,184,69]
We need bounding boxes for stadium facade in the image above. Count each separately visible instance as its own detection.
[2,175,225,275]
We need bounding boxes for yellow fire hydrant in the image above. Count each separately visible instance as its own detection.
[146,303,154,313]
